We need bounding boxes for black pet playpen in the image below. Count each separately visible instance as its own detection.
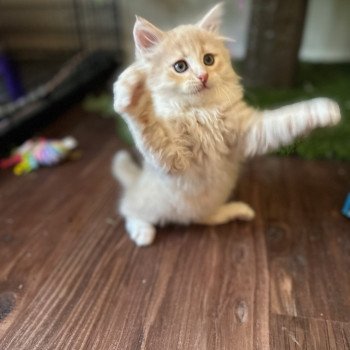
[0,0,123,154]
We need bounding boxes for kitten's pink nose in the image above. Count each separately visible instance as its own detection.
[198,73,208,84]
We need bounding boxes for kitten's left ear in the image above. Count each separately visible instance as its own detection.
[133,16,164,55]
[197,3,224,33]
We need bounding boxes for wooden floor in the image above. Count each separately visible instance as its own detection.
[0,106,349,350]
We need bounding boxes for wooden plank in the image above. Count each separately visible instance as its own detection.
[245,157,350,322]
[270,314,350,350]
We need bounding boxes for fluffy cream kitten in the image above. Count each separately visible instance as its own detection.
[112,4,341,246]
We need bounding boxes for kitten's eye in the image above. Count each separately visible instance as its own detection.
[174,60,188,73]
[203,53,215,66]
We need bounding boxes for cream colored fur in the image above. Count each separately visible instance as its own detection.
[112,4,341,246]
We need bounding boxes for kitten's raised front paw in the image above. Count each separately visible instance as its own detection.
[113,65,147,115]
[309,98,341,127]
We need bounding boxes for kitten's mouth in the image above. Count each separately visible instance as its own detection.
[190,84,209,95]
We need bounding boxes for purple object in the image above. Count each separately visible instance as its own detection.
[0,52,24,101]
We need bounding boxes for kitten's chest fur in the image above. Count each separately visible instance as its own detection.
[170,108,234,164]
[164,108,240,202]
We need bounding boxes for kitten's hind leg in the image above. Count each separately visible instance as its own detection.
[125,217,156,246]
[198,202,255,225]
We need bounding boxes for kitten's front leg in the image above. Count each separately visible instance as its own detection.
[114,65,192,173]
[243,98,341,157]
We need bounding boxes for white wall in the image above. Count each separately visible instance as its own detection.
[299,0,350,62]
[120,0,350,63]
[119,0,251,62]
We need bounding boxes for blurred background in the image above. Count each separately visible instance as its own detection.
[0,0,349,159]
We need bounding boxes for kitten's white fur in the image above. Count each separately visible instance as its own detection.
[112,4,341,246]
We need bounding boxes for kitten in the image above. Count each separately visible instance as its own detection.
[112,4,341,246]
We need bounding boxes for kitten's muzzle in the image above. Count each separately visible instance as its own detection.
[198,73,209,86]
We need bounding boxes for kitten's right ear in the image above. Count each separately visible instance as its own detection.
[133,16,164,56]
[197,3,224,33]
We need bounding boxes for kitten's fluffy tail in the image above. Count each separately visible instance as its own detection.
[112,150,141,188]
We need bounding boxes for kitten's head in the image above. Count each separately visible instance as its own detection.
[133,3,241,109]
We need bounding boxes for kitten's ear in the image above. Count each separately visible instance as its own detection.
[197,3,224,33]
[133,16,164,55]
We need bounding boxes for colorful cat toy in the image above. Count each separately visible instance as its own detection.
[0,136,77,175]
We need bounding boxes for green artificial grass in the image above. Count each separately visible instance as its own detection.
[83,64,350,160]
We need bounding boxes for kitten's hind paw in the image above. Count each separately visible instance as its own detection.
[232,202,256,221]
[125,217,156,246]
[198,202,255,225]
